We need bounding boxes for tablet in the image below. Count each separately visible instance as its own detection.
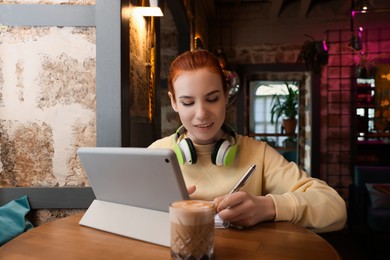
[77,147,190,212]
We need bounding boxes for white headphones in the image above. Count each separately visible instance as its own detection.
[172,123,238,166]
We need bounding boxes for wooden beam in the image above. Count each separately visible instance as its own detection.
[0,187,95,209]
[298,0,312,18]
[269,0,284,18]
[165,0,190,52]
[96,0,122,147]
[0,4,95,26]
[336,0,351,15]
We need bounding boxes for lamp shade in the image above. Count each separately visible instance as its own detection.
[137,0,163,17]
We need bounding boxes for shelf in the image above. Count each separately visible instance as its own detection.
[356,104,375,108]
[275,147,297,151]
[359,132,390,138]
[356,142,390,166]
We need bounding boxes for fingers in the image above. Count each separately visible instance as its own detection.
[187,185,196,195]
[217,199,245,225]
[217,195,276,227]
[215,192,244,212]
[214,192,257,227]
[213,196,225,208]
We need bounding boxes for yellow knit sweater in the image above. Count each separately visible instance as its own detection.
[149,134,347,233]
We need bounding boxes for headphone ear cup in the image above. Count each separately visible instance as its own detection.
[211,139,229,166]
[173,142,186,165]
[222,143,238,166]
[178,138,197,165]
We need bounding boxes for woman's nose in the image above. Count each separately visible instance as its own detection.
[195,103,209,119]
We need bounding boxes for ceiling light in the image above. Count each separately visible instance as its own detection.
[136,0,163,17]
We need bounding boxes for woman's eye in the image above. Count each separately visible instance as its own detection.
[207,96,219,103]
[181,101,194,106]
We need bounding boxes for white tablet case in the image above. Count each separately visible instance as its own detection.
[77,147,190,247]
[79,200,171,246]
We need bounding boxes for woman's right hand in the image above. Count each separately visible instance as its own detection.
[213,191,276,227]
[187,185,196,195]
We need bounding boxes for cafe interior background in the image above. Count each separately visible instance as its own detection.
[0,0,389,249]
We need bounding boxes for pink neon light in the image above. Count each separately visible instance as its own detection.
[322,40,328,51]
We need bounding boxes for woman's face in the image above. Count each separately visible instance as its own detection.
[169,68,228,145]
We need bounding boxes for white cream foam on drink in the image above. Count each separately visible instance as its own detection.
[170,200,215,225]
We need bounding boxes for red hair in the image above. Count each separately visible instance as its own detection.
[168,50,227,101]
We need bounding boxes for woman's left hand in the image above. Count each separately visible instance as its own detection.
[187,185,196,195]
[213,191,276,227]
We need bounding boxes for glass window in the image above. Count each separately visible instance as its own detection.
[249,81,299,147]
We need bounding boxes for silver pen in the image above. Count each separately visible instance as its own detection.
[219,164,256,229]
[228,164,256,195]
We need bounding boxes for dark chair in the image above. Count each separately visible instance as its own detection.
[349,165,390,234]
[281,150,297,163]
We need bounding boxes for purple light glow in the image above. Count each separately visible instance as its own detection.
[322,40,328,51]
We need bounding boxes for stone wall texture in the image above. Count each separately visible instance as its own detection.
[0,2,96,224]
[159,5,181,137]
[129,7,149,118]
[0,26,96,188]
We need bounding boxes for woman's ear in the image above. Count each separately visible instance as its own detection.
[168,91,178,112]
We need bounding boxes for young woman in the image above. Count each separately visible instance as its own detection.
[149,50,346,233]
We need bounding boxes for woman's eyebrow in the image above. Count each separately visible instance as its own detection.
[178,95,193,99]
[205,90,221,96]
[177,90,221,100]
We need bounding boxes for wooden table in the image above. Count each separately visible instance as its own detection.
[0,214,340,259]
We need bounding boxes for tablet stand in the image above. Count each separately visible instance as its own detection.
[79,200,170,247]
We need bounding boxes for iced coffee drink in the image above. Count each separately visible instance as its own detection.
[169,200,215,260]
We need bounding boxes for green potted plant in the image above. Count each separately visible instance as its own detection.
[297,36,328,75]
[270,84,299,134]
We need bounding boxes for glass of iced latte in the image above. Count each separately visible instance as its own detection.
[169,200,215,260]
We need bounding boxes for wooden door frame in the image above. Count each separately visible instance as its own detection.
[235,63,320,177]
